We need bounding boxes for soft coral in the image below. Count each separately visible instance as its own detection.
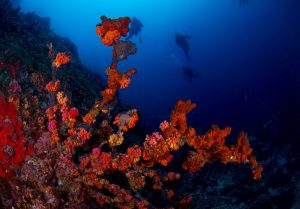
[0,96,32,179]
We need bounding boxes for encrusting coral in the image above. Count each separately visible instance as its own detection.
[0,15,263,209]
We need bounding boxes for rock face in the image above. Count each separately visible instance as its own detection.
[0,0,105,111]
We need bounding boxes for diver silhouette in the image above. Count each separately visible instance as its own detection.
[182,66,198,82]
[126,17,143,43]
[175,33,192,60]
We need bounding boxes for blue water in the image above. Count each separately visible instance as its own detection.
[19,0,300,133]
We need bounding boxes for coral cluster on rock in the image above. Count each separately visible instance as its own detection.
[0,11,264,208]
[0,0,104,112]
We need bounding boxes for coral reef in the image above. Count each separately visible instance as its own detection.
[0,11,264,208]
[2,0,300,207]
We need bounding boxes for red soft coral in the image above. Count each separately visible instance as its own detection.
[0,96,32,179]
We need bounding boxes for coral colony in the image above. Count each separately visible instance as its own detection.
[0,16,262,208]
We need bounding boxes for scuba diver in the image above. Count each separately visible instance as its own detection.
[175,33,192,60]
[182,66,198,82]
[126,16,143,43]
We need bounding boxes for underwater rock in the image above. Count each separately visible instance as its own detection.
[0,0,105,112]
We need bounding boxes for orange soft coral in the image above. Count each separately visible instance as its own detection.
[86,17,136,123]
[101,30,121,46]
[229,132,263,180]
[113,109,139,132]
[156,100,263,180]
[169,99,196,134]
[100,67,136,107]
[142,132,173,166]
[53,52,71,68]
[96,16,131,46]
[83,113,95,125]
[45,80,60,92]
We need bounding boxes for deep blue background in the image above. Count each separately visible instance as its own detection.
[19,0,300,133]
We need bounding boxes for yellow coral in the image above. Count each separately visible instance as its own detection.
[56,91,68,105]
[108,132,124,147]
